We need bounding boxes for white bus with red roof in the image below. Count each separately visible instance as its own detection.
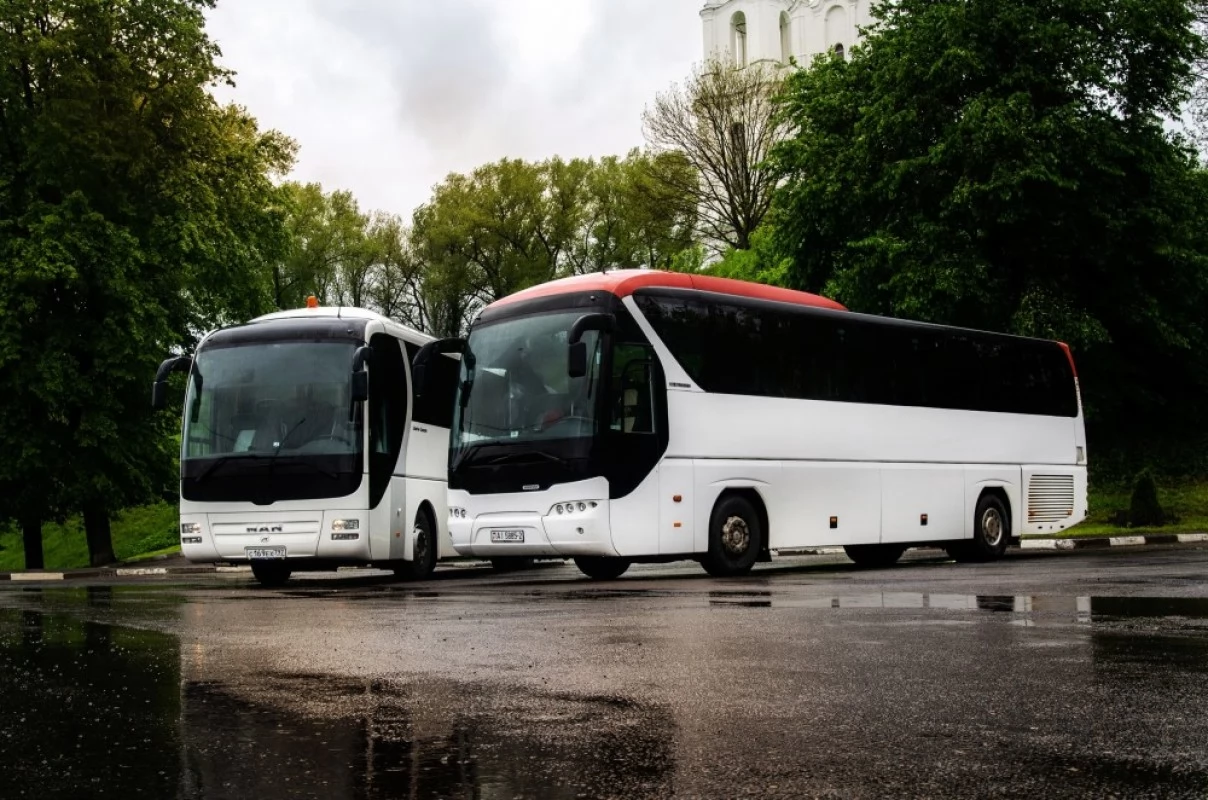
[412,270,1088,579]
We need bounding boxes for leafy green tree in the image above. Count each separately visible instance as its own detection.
[407,152,697,335]
[0,0,294,565]
[771,0,1208,464]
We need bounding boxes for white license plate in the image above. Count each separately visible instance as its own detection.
[490,530,525,543]
[245,547,287,560]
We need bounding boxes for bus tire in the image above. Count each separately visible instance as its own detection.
[844,543,907,568]
[491,557,536,573]
[947,493,1010,563]
[395,508,438,581]
[251,562,291,587]
[574,557,630,580]
[702,494,764,577]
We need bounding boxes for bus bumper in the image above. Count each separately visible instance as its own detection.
[178,511,373,563]
[448,479,617,558]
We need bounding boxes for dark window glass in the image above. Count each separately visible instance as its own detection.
[368,334,407,507]
[633,290,1076,417]
[406,341,459,429]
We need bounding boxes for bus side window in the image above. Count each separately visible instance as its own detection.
[612,344,656,434]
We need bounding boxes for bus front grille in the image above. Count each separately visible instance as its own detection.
[1027,475,1075,523]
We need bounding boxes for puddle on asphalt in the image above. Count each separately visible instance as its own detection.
[0,608,675,799]
[705,592,1208,621]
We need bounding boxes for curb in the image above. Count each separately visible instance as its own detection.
[1020,533,1208,551]
[0,564,252,582]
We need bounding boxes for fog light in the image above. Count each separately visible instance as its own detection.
[332,533,360,541]
[332,519,360,532]
[182,536,202,545]
[180,522,201,535]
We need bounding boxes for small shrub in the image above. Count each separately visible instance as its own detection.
[1129,471,1165,528]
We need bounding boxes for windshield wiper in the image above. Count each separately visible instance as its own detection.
[482,451,569,468]
[192,453,269,484]
[451,440,515,472]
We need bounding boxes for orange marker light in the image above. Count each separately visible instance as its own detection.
[306,295,319,309]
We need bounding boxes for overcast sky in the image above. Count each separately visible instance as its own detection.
[205,0,705,219]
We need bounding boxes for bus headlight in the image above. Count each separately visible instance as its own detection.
[550,501,598,516]
[449,507,467,519]
[331,519,360,532]
[180,522,201,536]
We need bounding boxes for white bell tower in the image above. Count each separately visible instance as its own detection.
[700,0,874,67]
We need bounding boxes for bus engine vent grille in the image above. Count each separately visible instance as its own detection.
[1027,475,1075,523]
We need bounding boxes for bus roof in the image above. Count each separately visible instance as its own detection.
[487,269,848,313]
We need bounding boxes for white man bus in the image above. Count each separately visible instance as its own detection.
[152,300,461,586]
[413,270,1087,580]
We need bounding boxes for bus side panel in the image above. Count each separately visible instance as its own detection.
[396,476,452,560]
[961,467,1023,541]
[405,423,450,482]
[770,462,881,549]
[880,465,965,544]
[609,470,661,558]
[368,477,395,561]
[658,458,696,555]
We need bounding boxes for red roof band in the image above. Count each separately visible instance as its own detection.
[488,269,848,313]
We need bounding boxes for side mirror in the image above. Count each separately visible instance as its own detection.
[412,337,468,399]
[152,356,193,410]
[152,382,168,411]
[568,341,588,379]
[350,345,373,404]
[351,370,369,403]
[567,313,614,378]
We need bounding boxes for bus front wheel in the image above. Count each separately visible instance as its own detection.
[946,493,1010,563]
[395,509,438,581]
[844,544,907,568]
[574,557,630,580]
[702,494,764,577]
[251,562,292,588]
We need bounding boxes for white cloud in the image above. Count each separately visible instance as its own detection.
[205,0,704,218]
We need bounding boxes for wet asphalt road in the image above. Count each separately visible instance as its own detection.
[2,546,1208,799]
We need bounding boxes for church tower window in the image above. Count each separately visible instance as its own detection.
[731,11,748,68]
[780,12,792,63]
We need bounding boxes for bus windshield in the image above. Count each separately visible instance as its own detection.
[452,312,603,463]
[183,341,362,462]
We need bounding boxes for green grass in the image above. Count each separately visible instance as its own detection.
[0,503,179,571]
[1055,480,1208,538]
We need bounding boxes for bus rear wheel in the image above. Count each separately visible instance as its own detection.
[395,509,438,581]
[702,494,764,577]
[946,493,1010,563]
[251,562,292,588]
[844,543,907,568]
[574,557,630,580]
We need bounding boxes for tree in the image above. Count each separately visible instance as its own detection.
[0,0,295,566]
[643,59,791,252]
[406,153,697,335]
[771,0,1208,470]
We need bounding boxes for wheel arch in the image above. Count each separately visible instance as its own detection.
[976,485,1013,543]
[711,486,770,557]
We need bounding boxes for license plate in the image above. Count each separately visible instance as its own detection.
[245,547,286,560]
[490,530,525,543]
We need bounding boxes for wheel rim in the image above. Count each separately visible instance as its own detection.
[414,522,430,565]
[981,507,1005,548]
[720,515,751,556]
